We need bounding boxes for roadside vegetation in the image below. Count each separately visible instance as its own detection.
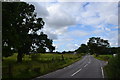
[93,53,120,78]
[93,54,113,61]
[104,53,120,78]
[2,53,82,79]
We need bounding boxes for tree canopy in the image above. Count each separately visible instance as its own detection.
[2,2,55,62]
[87,37,110,54]
[75,44,89,54]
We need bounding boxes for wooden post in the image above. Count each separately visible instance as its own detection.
[62,55,64,61]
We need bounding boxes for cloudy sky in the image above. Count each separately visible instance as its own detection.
[25,1,118,52]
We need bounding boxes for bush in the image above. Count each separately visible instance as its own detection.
[105,54,120,78]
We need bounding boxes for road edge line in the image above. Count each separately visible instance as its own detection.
[101,67,104,78]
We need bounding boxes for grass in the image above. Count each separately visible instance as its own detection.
[93,54,113,61]
[104,54,120,78]
[2,53,82,79]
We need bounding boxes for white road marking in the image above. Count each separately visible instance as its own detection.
[101,67,104,78]
[71,68,82,76]
[84,64,88,68]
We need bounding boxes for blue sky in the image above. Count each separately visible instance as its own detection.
[26,1,118,52]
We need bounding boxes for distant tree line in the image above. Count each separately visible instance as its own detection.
[55,37,118,55]
[62,51,74,54]
[75,37,118,55]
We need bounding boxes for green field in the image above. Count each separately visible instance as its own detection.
[2,53,82,79]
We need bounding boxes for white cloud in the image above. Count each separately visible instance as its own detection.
[45,3,76,29]
[68,30,89,37]
[108,31,118,47]
[105,15,118,25]
[54,27,68,35]
[75,44,79,47]
[76,2,118,26]
[45,31,58,40]
[28,2,118,51]
[92,29,104,34]
[28,2,49,18]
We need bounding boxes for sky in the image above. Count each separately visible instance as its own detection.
[24,1,118,52]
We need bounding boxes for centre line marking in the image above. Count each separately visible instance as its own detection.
[71,68,82,76]
[84,64,88,67]
[101,67,104,78]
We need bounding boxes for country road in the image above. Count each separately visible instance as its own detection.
[33,54,107,79]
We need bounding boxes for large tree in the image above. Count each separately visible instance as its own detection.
[87,37,110,54]
[2,2,55,62]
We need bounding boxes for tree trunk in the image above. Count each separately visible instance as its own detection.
[17,51,23,62]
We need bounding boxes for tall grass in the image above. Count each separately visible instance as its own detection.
[93,54,113,61]
[104,54,120,78]
[2,53,82,79]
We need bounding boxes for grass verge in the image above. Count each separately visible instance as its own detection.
[2,53,82,79]
[93,54,113,61]
[103,54,120,78]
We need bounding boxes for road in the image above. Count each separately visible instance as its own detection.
[33,54,107,79]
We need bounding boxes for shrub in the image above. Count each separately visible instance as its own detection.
[105,54,120,78]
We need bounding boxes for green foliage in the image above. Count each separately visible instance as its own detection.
[109,47,118,54]
[2,2,55,62]
[87,37,110,54]
[76,44,89,54]
[94,54,113,61]
[104,54,120,78]
[2,46,14,57]
[2,53,82,79]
